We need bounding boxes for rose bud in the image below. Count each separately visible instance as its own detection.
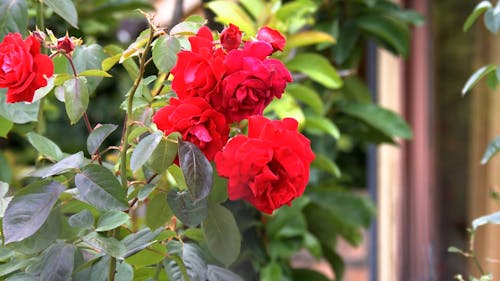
[220,24,242,51]
[256,26,286,52]
[57,34,75,54]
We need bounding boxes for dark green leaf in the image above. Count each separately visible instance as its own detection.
[3,180,64,244]
[75,164,128,211]
[0,0,28,40]
[26,132,64,161]
[0,259,33,277]
[31,152,84,178]
[0,90,39,124]
[286,84,324,115]
[0,152,12,183]
[152,36,180,73]
[202,204,241,266]
[71,44,106,93]
[338,102,412,139]
[137,183,156,201]
[260,261,282,281]
[87,124,118,155]
[115,261,133,281]
[64,77,89,125]
[356,14,410,56]
[122,227,163,258]
[464,1,492,31]
[167,190,208,228]
[40,243,75,281]
[5,273,37,281]
[178,140,213,202]
[305,115,340,139]
[130,132,163,172]
[68,209,94,229]
[147,134,178,174]
[334,22,360,65]
[146,193,172,229]
[164,242,206,281]
[83,232,126,258]
[206,265,244,281]
[208,173,228,204]
[96,210,129,231]
[0,115,12,138]
[462,65,496,95]
[286,53,342,89]
[312,154,341,178]
[481,136,500,164]
[322,246,344,280]
[44,0,78,28]
[291,269,330,281]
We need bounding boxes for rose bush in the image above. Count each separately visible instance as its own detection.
[0,33,53,103]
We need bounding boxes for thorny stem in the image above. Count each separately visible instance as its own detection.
[112,25,155,281]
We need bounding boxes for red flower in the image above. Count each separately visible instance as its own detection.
[215,116,315,214]
[57,35,75,54]
[218,41,292,122]
[171,27,225,102]
[153,97,229,161]
[257,27,286,52]
[0,33,54,103]
[220,24,242,51]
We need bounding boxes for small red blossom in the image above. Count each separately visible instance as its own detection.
[257,27,286,52]
[153,97,229,161]
[0,33,54,103]
[220,24,242,51]
[57,35,75,54]
[215,116,315,214]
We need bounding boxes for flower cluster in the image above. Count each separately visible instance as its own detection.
[0,33,54,103]
[154,24,314,213]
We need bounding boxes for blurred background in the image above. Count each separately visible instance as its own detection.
[1,0,497,280]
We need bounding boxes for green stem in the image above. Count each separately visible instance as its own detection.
[119,26,154,190]
[153,262,163,280]
[107,230,117,281]
[35,0,45,134]
[36,1,45,33]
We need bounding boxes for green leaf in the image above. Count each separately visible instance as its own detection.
[122,227,163,258]
[137,184,155,201]
[208,173,228,204]
[168,165,188,190]
[26,132,64,161]
[484,3,500,33]
[312,154,341,178]
[152,36,181,73]
[101,54,120,72]
[130,132,163,172]
[82,232,126,258]
[164,242,206,281]
[126,243,164,268]
[40,243,75,281]
[481,136,500,164]
[0,259,33,277]
[75,164,128,211]
[206,265,244,281]
[286,30,335,49]
[473,211,500,230]
[464,1,492,31]
[0,90,39,124]
[286,84,324,115]
[291,269,330,281]
[334,22,360,65]
[338,102,413,139]
[68,209,94,229]
[286,53,342,89]
[178,140,213,202]
[96,210,129,231]
[0,0,28,40]
[147,134,178,174]
[31,152,84,178]
[64,77,89,125]
[44,0,78,28]
[206,1,256,35]
[167,190,208,227]
[79,69,112,77]
[71,44,106,93]
[260,261,282,281]
[0,115,13,138]
[115,261,133,281]
[5,273,37,281]
[3,180,64,244]
[265,94,305,127]
[87,124,118,155]
[202,204,241,266]
[305,115,340,139]
[448,246,465,255]
[463,65,497,95]
[356,14,410,57]
[146,193,172,229]
[0,181,12,217]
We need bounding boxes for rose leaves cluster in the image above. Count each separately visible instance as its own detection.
[0,33,54,103]
[153,24,314,213]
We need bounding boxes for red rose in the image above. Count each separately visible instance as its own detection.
[57,35,75,54]
[215,116,315,214]
[220,24,242,51]
[218,41,292,122]
[0,33,54,103]
[153,97,229,160]
[171,27,225,102]
[257,27,286,52]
